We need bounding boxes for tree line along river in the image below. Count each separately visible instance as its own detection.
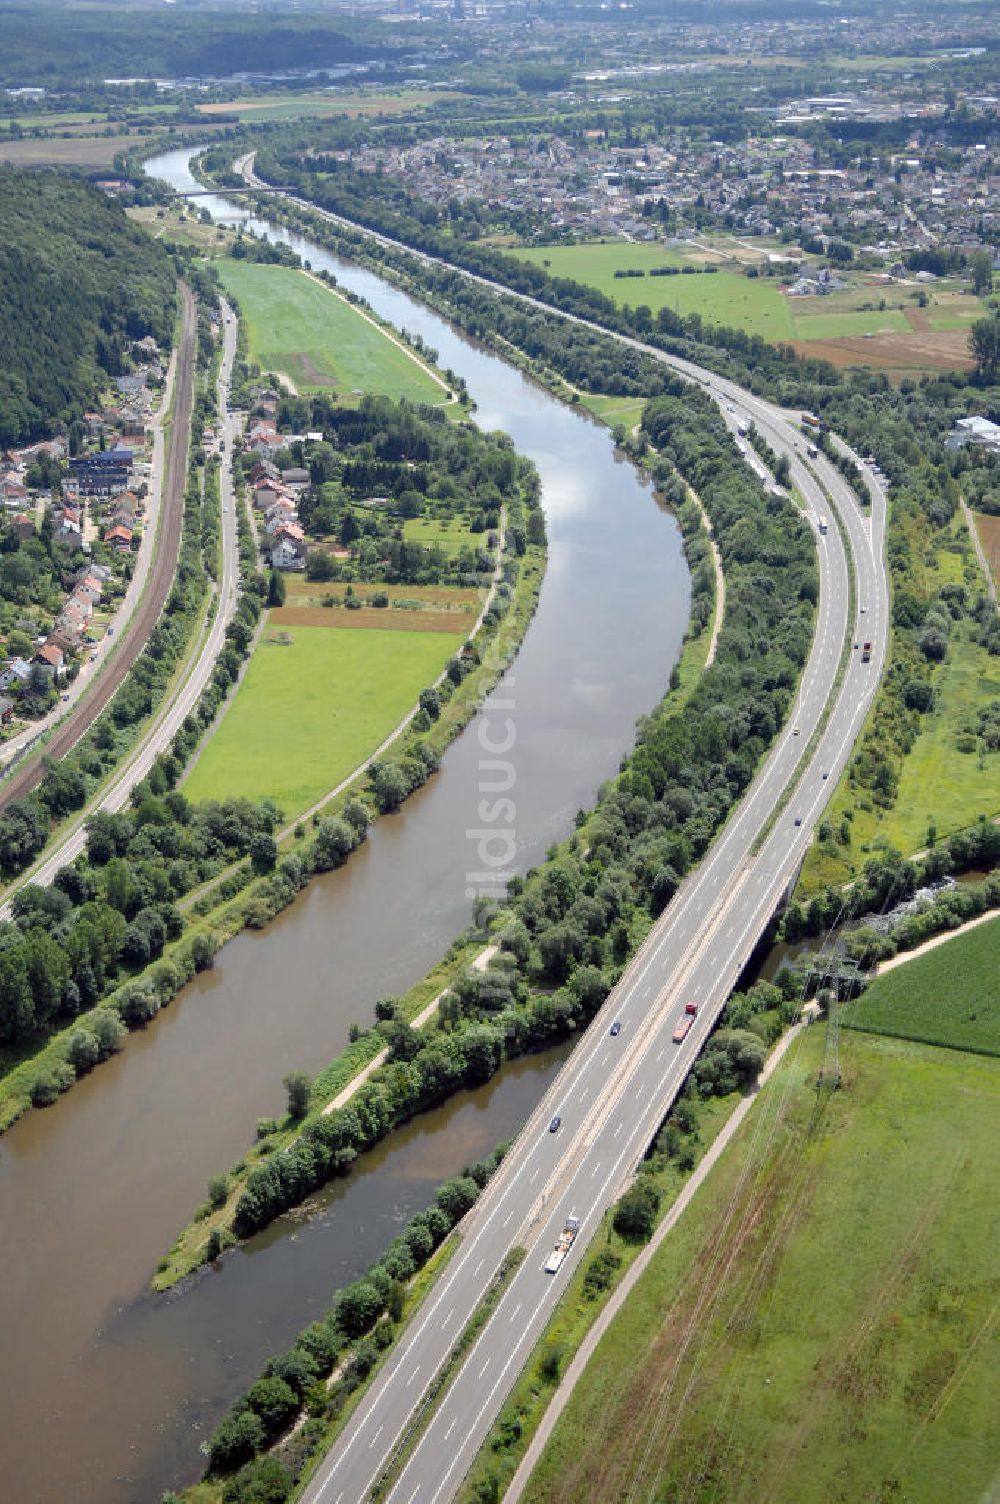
[0,146,690,1503]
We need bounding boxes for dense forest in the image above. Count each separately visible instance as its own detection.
[0,167,177,445]
[0,7,397,89]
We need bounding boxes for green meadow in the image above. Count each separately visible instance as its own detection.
[184,623,463,819]
[214,260,448,404]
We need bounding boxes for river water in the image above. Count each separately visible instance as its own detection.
[0,147,689,1503]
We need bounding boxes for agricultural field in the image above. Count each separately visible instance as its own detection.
[845,916,1000,1056]
[213,260,449,404]
[524,1025,1000,1504]
[195,88,464,123]
[513,242,983,370]
[183,621,465,819]
[0,133,144,167]
[515,242,794,341]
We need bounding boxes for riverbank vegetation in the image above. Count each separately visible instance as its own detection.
[163,1145,508,1504]
[0,391,544,1133]
[154,374,816,1284]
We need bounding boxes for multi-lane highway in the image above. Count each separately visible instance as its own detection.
[224,168,891,1504]
[0,299,243,904]
[297,445,885,1504]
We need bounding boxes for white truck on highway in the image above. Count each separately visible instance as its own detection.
[545,1216,580,1274]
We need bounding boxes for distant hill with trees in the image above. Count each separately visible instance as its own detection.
[0,166,177,446]
[0,6,391,89]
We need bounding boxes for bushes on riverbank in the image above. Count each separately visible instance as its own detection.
[196,1144,508,1495]
[0,388,545,1131]
[188,375,817,1248]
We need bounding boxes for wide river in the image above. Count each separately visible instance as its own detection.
[0,147,689,1502]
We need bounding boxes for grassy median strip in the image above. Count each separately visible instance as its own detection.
[369,1246,527,1503]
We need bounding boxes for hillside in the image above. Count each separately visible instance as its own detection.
[0,166,177,444]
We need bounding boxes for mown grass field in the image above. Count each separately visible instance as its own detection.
[513,243,985,359]
[515,242,794,340]
[183,621,463,818]
[213,260,447,404]
[845,916,1000,1055]
[402,515,477,555]
[793,308,910,339]
[580,393,646,430]
[523,1026,1000,1504]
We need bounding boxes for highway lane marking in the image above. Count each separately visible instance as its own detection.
[444,1418,457,1441]
[479,1359,491,1379]
[503,1210,514,1227]
[509,1303,522,1323]
[405,1366,421,1388]
[474,1259,484,1277]
[369,1425,383,1449]
[529,1165,541,1182]
[406,1489,421,1504]
[421,1111,650,1504]
[441,1310,454,1329]
[613,1121,623,1139]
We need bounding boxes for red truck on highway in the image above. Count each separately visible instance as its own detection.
[672,1002,698,1044]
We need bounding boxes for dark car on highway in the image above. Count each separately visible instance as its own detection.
[549,1115,562,1133]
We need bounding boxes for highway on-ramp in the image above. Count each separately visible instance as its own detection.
[0,299,243,905]
[223,168,890,1504]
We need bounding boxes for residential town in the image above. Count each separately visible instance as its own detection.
[334,123,998,257]
[0,339,163,740]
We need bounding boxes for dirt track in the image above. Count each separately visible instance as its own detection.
[0,282,196,811]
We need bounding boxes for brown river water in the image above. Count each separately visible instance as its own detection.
[0,148,690,1502]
